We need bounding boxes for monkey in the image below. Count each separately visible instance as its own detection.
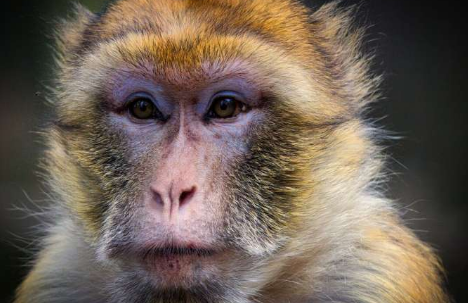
[15,0,451,302]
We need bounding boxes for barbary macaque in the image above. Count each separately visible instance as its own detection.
[16,0,450,302]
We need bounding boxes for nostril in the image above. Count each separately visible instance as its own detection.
[179,186,196,207]
[152,190,164,206]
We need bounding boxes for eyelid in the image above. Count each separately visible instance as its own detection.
[210,91,246,103]
[125,92,157,107]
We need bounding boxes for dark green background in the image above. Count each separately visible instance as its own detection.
[1,1,467,302]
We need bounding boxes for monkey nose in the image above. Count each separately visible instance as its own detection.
[149,182,198,217]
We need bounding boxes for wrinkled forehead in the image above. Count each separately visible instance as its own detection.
[97,32,278,87]
[72,0,320,86]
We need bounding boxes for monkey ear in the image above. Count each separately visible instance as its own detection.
[310,1,381,111]
[54,3,97,64]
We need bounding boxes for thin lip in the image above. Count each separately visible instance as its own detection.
[107,240,224,261]
[142,246,218,259]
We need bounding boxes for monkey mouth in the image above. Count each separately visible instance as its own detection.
[136,245,224,283]
[108,241,220,259]
[142,246,218,259]
[108,241,227,284]
[139,244,221,268]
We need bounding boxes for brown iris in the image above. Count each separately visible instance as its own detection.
[209,94,248,119]
[129,98,156,120]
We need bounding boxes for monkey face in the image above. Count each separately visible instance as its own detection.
[92,62,304,290]
[49,0,370,295]
[55,44,317,291]
[98,69,278,288]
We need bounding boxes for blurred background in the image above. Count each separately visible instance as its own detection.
[1,0,467,302]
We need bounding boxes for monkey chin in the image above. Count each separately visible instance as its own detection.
[138,245,227,290]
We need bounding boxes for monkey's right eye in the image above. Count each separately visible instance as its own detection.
[127,94,162,120]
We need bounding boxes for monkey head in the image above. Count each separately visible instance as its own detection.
[47,0,380,298]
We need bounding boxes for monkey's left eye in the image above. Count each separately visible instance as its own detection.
[208,92,249,119]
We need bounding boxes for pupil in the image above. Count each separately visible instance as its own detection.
[138,101,148,111]
[219,98,232,111]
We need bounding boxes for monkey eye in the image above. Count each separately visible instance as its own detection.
[207,92,250,119]
[127,93,164,121]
